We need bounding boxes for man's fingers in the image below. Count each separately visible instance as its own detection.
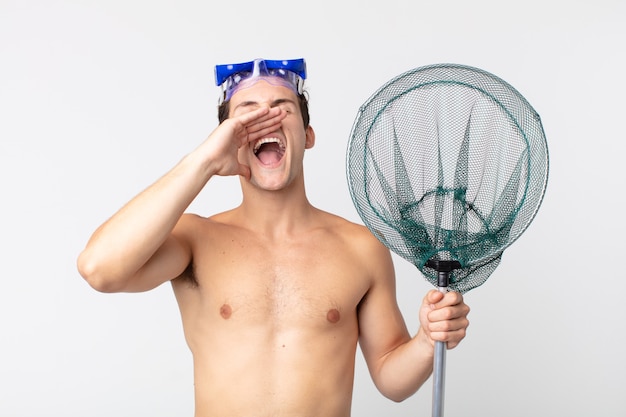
[238,106,285,131]
[235,106,272,124]
[247,119,285,140]
[428,317,469,348]
[228,107,286,147]
[428,302,470,322]
[429,290,464,309]
[420,290,470,349]
[428,315,470,332]
[248,117,286,138]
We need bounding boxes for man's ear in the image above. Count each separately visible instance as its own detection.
[305,125,316,149]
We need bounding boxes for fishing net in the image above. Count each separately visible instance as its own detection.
[346,63,549,417]
[347,63,549,294]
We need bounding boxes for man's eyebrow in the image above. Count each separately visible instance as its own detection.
[269,98,297,107]
[233,100,259,111]
[233,98,296,112]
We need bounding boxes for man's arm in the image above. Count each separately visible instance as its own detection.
[358,238,470,402]
[77,106,286,293]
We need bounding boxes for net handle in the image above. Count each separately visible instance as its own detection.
[433,338,446,417]
[426,260,461,417]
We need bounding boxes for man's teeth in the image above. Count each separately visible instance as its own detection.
[253,137,284,153]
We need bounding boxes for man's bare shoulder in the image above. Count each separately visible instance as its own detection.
[177,210,237,231]
[180,211,233,223]
[313,209,389,253]
[176,209,388,260]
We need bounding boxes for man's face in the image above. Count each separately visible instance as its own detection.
[228,78,315,191]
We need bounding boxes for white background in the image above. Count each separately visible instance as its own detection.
[1,0,624,416]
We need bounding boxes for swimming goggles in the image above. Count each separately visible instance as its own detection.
[215,58,307,103]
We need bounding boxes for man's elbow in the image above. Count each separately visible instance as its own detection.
[382,390,412,403]
[77,251,126,293]
[374,376,421,403]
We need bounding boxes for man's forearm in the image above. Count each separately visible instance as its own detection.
[77,151,214,288]
[374,330,435,402]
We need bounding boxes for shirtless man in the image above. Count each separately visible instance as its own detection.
[77,58,470,417]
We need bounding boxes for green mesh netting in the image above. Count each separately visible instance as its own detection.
[346,64,549,293]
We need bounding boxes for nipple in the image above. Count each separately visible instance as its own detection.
[220,304,232,320]
[326,308,341,324]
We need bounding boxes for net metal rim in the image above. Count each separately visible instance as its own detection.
[346,63,549,285]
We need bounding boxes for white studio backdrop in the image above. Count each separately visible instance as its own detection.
[1,0,624,416]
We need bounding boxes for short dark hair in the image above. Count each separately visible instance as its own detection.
[217,92,310,128]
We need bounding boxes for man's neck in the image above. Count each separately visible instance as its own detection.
[236,183,316,239]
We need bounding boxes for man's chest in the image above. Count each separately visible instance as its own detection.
[186,233,370,326]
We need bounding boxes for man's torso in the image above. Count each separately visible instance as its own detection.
[171,210,377,417]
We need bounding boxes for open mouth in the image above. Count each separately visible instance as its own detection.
[253,137,285,165]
